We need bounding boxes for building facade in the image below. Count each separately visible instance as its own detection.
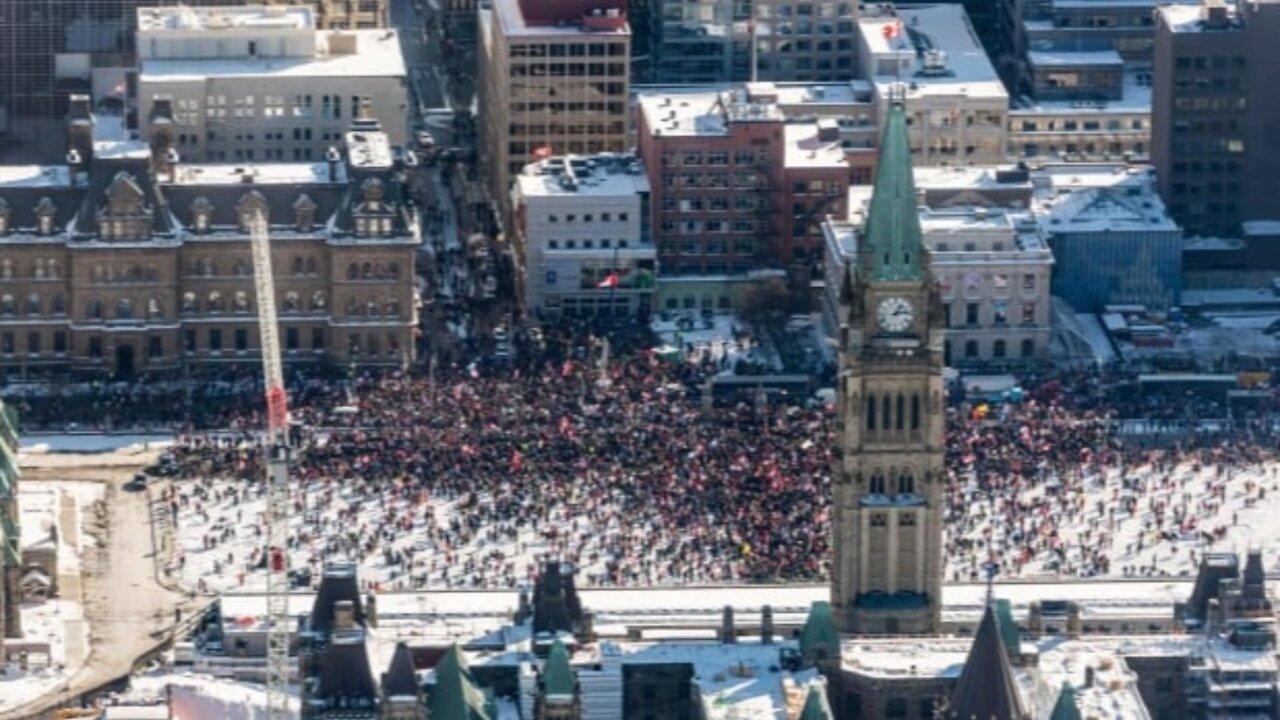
[512,154,655,319]
[1152,0,1280,238]
[478,0,631,223]
[635,89,849,306]
[857,4,1010,167]
[831,103,944,636]
[135,4,409,163]
[0,98,420,378]
[648,0,861,84]
[0,0,387,119]
[823,204,1054,369]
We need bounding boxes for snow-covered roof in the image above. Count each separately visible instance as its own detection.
[136,4,315,32]
[860,4,1009,103]
[170,163,343,186]
[1027,50,1124,67]
[516,154,650,198]
[492,0,630,37]
[783,125,847,170]
[1034,172,1178,235]
[638,90,786,138]
[138,29,406,81]
[1157,3,1226,32]
[1011,67,1153,116]
[0,166,72,189]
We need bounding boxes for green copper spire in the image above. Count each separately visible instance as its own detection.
[542,638,576,698]
[798,685,833,720]
[864,103,926,282]
[1049,682,1082,720]
[799,601,840,665]
[427,644,493,720]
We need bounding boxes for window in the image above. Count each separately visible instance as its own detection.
[897,473,914,495]
[895,394,905,431]
[1021,338,1035,358]
[869,474,886,494]
[870,512,888,527]
[26,332,40,354]
[866,394,876,430]
[235,329,249,351]
[89,337,103,358]
[993,339,1007,358]
[1022,273,1036,291]
[899,513,916,526]
[209,329,223,351]
[184,330,196,353]
[54,332,67,354]
[148,336,162,358]
[965,303,979,326]
[312,328,326,349]
[911,395,920,430]
[286,328,299,350]
[1022,302,1036,325]
[965,340,978,359]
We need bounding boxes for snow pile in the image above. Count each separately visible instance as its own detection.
[125,673,298,719]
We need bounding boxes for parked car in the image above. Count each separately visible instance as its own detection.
[124,474,148,492]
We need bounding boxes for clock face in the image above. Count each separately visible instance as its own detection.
[876,297,914,333]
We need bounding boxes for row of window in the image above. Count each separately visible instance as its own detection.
[663,150,771,168]
[1014,118,1145,133]
[1016,141,1144,158]
[660,219,758,235]
[940,272,1038,294]
[544,239,632,250]
[0,331,66,355]
[545,212,629,224]
[941,301,1038,327]
[661,173,766,190]
[508,42,627,59]
[662,195,763,212]
[946,337,1038,362]
[658,239,758,255]
[0,258,61,280]
[0,293,67,316]
[865,393,922,434]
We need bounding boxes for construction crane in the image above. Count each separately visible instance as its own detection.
[248,211,294,719]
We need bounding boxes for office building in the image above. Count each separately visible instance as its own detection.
[1007,59,1152,163]
[135,5,409,163]
[1152,0,1280,237]
[0,1,386,119]
[857,4,1010,167]
[635,88,850,308]
[0,401,19,641]
[648,0,861,84]
[478,0,632,223]
[0,96,420,378]
[511,153,655,319]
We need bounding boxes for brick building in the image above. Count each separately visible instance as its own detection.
[635,89,850,308]
[0,96,420,378]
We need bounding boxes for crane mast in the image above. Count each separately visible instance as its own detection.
[249,211,293,719]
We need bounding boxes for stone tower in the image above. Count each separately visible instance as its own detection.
[831,101,945,635]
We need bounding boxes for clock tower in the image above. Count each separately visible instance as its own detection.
[831,101,945,635]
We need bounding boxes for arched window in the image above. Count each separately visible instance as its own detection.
[964,340,978,359]
[52,294,67,315]
[234,291,250,313]
[147,297,162,319]
[347,263,358,281]
[25,294,40,315]
[311,291,326,311]
[387,262,400,280]
[115,298,133,320]
[866,394,876,430]
[292,257,306,276]
[1021,338,1035,359]
[896,394,905,431]
[911,394,921,431]
[47,259,60,279]
[305,257,318,275]
[0,295,14,315]
[1,259,12,279]
[87,299,103,320]
[944,340,952,366]
[284,291,300,312]
[366,298,379,316]
[346,296,360,316]
[882,395,891,431]
[898,473,914,495]
[208,291,223,312]
[993,339,1007,359]
[869,473,886,495]
[361,262,373,279]
[33,259,45,279]
[182,292,197,313]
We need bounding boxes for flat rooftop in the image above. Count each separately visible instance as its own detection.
[783,124,847,169]
[493,0,630,37]
[138,29,406,81]
[1012,67,1153,116]
[168,162,344,186]
[0,166,71,190]
[1157,3,1231,32]
[639,90,790,137]
[860,4,1009,102]
[137,5,315,32]
[516,155,650,198]
[1027,49,1124,67]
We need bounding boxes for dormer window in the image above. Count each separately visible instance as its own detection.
[34,197,58,236]
[236,190,270,233]
[191,196,214,233]
[293,194,317,232]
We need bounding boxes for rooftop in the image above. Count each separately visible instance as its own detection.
[638,90,786,138]
[0,166,72,190]
[516,154,650,198]
[138,29,406,81]
[493,0,630,37]
[1027,49,1124,67]
[783,125,847,169]
[345,131,394,169]
[136,5,315,33]
[1011,67,1153,116]
[1158,2,1235,32]
[169,162,344,186]
[859,4,1008,102]
[1034,172,1179,235]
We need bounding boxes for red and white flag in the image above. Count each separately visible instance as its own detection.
[596,272,620,289]
[881,19,904,40]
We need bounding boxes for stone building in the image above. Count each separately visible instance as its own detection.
[829,101,946,637]
[0,96,420,379]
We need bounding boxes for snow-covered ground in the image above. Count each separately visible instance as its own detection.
[651,314,782,374]
[949,459,1280,582]
[20,434,174,455]
[0,481,102,713]
[119,673,299,719]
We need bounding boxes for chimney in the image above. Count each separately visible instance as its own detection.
[149,97,178,176]
[720,605,736,644]
[67,149,85,182]
[325,146,342,182]
[365,592,378,628]
[67,94,94,169]
[333,600,356,632]
[761,605,774,644]
[164,148,181,183]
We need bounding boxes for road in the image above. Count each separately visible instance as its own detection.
[0,460,205,720]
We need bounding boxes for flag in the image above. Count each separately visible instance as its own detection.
[113,81,127,96]
[532,145,553,160]
[881,19,903,39]
[596,272,620,289]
